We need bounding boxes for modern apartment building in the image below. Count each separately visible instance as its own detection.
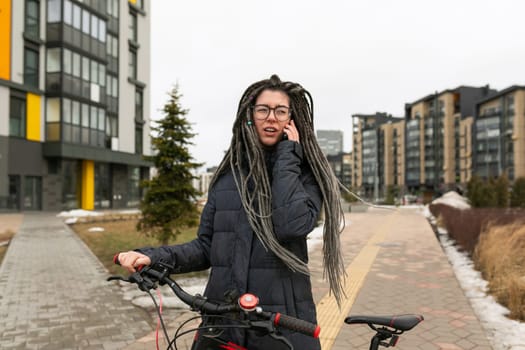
[404,86,495,197]
[351,112,400,199]
[326,152,352,189]
[0,0,151,211]
[474,86,525,181]
[316,129,343,156]
[379,119,405,192]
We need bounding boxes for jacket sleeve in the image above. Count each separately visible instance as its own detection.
[271,140,322,242]
[136,188,216,274]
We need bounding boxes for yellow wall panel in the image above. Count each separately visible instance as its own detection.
[26,93,41,141]
[81,160,95,210]
[0,0,11,80]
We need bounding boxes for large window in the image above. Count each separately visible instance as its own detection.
[25,0,40,38]
[127,166,141,207]
[95,163,111,209]
[24,47,39,88]
[9,95,26,137]
[62,160,80,210]
[135,126,143,155]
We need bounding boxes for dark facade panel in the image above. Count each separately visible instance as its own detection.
[42,142,151,167]
[8,138,44,175]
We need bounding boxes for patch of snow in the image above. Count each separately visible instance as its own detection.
[425,192,525,350]
[64,217,78,224]
[431,191,471,210]
[88,227,104,232]
[117,209,141,215]
[440,233,525,350]
[57,209,103,217]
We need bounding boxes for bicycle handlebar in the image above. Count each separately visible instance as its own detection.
[109,256,320,338]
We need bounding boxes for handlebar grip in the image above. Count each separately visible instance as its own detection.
[274,313,320,338]
[112,253,144,271]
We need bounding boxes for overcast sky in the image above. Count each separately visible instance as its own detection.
[150,0,525,170]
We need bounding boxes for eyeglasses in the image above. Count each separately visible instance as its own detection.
[252,104,291,121]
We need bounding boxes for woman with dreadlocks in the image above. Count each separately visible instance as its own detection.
[117,74,345,349]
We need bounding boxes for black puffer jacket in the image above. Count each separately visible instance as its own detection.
[139,141,322,349]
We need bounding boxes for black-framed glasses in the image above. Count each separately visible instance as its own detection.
[252,104,291,121]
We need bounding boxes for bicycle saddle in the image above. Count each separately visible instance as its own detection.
[344,314,424,331]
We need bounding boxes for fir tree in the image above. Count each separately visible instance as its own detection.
[137,85,203,244]
[510,177,525,208]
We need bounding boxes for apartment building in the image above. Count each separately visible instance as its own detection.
[326,152,352,189]
[351,112,400,199]
[379,119,405,192]
[474,86,525,181]
[404,86,495,197]
[0,0,151,211]
[316,129,343,156]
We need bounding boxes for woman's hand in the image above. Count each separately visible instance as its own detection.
[283,120,300,143]
[117,251,151,273]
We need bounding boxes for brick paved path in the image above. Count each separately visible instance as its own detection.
[0,213,152,349]
[0,208,497,349]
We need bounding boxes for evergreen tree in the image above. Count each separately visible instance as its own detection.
[466,175,484,207]
[493,174,510,208]
[510,177,525,207]
[137,85,203,244]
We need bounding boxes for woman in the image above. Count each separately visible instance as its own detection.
[118,74,345,349]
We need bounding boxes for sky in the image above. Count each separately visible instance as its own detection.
[149,0,525,170]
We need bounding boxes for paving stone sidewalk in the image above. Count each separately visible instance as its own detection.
[0,208,499,349]
[0,213,153,350]
[318,207,494,350]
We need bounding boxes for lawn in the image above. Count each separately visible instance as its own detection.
[72,218,199,275]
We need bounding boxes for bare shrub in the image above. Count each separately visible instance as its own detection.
[474,222,525,321]
[428,203,525,254]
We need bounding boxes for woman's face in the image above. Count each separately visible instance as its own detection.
[252,89,291,147]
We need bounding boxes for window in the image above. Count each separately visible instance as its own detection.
[64,0,72,25]
[25,0,40,38]
[98,19,106,42]
[24,47,39,88]
[10,95,27,137]
[82,9,90,34]
[46,48,60,72]
[135,89,143,121]
[72,3,81,30]
[128,49,137,79]
[107,0,119,18]
[135,126,143,154]
[129,12,137,42]
[91,15,99,39]
[47,0,61,23]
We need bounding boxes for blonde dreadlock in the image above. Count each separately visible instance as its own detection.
[211,74,346,305]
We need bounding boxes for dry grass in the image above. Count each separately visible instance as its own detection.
[0,230,15,264]
[429,203,525,321]
[474,222,525,321]
[72,218,199,275]
[429,204,525,254]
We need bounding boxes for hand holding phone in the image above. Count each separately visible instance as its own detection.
[283,120,299,143]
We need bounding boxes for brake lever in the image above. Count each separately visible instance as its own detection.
[107,275,129,282]
[129,271,157,292]
[107,271,157,292]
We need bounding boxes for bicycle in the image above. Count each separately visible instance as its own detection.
[108,260,423,350]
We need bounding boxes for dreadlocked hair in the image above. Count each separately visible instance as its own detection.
[211,74,346,305]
